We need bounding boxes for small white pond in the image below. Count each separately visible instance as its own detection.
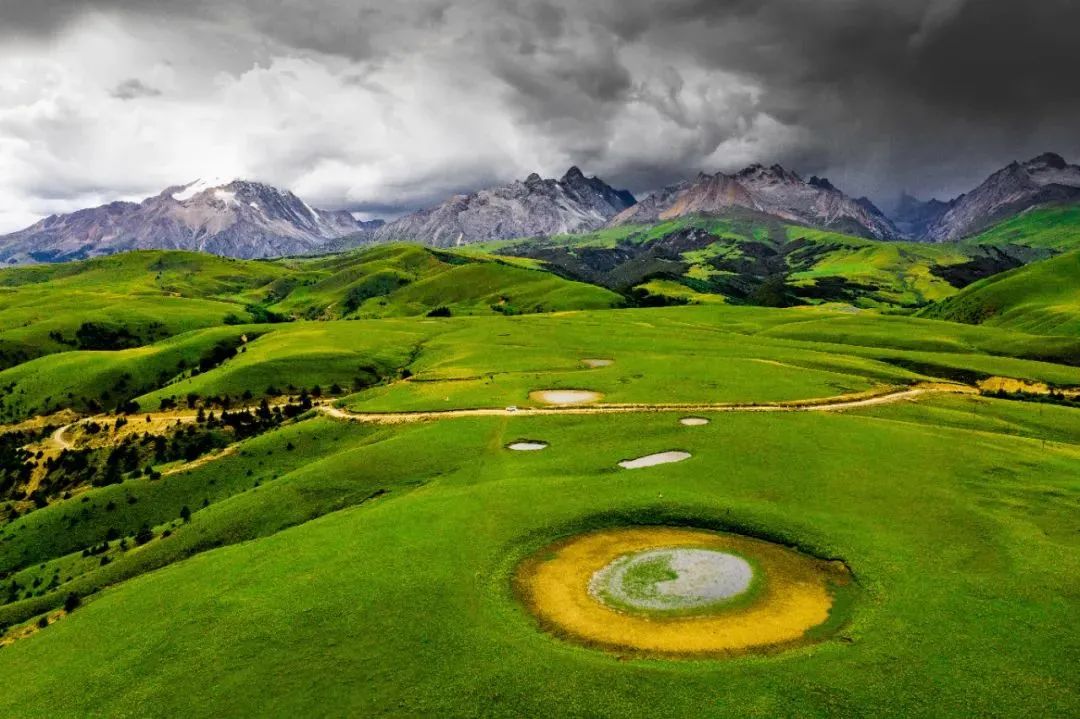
[530,390,603,405]
[618,451,692,469]
[508,441,549,451]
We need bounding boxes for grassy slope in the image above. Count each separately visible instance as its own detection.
[0,399,1076,717]
[4,304,1080,423]
[345,305,1080,413]
[266,244,622,319]
[783,227,972,306]
[960,204,1080,250]
[920,250,1080,335]
[134,320,431,409]
[0,326,258,420]
[0,246,621,373]
[472,217,984,309]
[0,251,283,368]
[0,303,1077,715]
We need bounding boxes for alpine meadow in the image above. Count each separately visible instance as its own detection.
[0,2,1078,717]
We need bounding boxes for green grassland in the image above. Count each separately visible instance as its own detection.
[920,250,1080,335]
[960,205,1080,250]
[917,205,1080,334]
[0,215,1079,717]
[3,303,1080,424]
[782,227,976,305]
[0,246,621,372]
[134,319,430,409]
[264,243,621,319]
[472,214,1047,310]
[0,325,258,420]
[0,251,283,370]
[0,393,1077,717]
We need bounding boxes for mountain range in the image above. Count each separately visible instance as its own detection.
[609,164,900,239]
[371,166,636,246]
[2,153,1078,264]
[922,153,1080,241]
[0,179,381,264]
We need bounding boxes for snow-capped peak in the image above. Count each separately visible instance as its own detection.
[172,176,234,202]
[213,189,238,206]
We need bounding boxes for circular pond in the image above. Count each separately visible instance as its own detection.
[515,526,852,657]
[589,548,754,614]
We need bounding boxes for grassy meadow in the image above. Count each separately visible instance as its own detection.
[920,250,1080,335]
[0,397,1076,717]
[0,214,1078,717]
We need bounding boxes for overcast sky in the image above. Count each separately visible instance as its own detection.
[0,0,1077,232]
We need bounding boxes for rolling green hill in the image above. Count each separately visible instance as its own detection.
[0,303,1077,716]
[471,213,1041,309]
[961,204,1080,250]
[0,246,622,371]
[0,251,283,370]
[920,249,1080,335]
[266,244,622,319]
[0,215,1078,716]
[0,326,259,421]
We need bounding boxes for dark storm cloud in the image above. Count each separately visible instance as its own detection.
[0,0,1077,220]
[583,0,1080,200]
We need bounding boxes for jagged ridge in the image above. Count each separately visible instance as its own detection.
[0,180,381,264]
[372,167,636,247]
[922,153,1080,241]
[611,163,900,240]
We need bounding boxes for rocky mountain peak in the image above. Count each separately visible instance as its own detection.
[923,152,1080,241]
[613,163,899,239]
[736,163,801,185]
[1026,152,1067,170]
[373,169,635,246]
[561,166,586,182]
[809,176,837,192]
[0,179,376,264]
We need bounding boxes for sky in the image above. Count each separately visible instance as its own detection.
[0,0,1077,232]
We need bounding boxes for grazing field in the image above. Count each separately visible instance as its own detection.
[0,245,621,372]
[960,205,1080,250]
[920,250,1080,335]
[0,396,1077,717]
[0,252,1078,718]
[466,215,1050,309]
[265,243,623,319]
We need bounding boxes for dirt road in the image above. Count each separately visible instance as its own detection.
[318,383,977,425]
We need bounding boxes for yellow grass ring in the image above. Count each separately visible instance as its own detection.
[515,526,851,657]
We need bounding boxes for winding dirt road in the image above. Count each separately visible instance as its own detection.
[318,383,976,425]
[50,424,75,450]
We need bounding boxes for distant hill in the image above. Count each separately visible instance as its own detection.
[264,244,623,319]
[372,167,635,246]
[0,245,621,373]
[0,250,288,370]
[0,179,382,264]
[468,213,1038,309]
[612,164,900,240]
